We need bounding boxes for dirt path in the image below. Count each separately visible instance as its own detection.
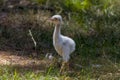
[0,51,51,70]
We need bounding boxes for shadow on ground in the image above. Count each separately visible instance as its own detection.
[0,51,52,72]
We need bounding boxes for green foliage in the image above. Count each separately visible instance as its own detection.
[30,0,47,5]
[0,0,3,3]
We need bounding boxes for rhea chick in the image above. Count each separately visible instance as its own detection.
[49,15,75,73]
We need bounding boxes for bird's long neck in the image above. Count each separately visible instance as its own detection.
[53,24,61,41]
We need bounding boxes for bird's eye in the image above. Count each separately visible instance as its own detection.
[54,18,57,20]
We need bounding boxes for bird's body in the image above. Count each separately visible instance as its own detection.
[49,15,75,73]
[53,24,75,62]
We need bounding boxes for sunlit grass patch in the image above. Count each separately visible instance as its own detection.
[0,56,119,80]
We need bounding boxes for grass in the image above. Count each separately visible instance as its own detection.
[0,51,119,80]
[0,58,119,80]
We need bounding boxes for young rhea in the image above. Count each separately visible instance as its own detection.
[49,15,75,73]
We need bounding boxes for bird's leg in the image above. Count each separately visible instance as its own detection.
[60,61,66,73]
[65,61,70,71]
[60,61,69,73]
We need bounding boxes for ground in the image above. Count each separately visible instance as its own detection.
[0,50,120,80]
[0,50,51,71]
[0,50,52,65]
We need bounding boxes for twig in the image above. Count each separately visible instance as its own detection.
[28,29,37,49]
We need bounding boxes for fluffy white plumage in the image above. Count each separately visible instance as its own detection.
[50,15,75,62]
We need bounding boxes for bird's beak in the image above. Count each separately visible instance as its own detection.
[47,18,54,22]
[47,18,54,25]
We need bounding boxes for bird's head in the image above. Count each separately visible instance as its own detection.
[49,15,63,25]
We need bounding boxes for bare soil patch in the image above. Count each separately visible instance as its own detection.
[0,51,51,70]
